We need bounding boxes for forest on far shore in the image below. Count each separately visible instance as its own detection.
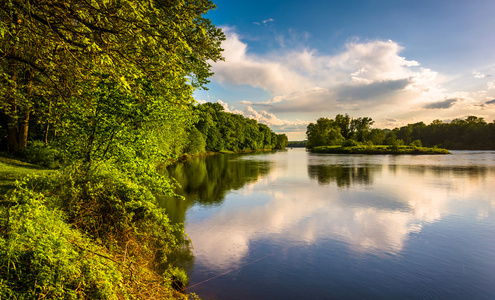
[291,114,495,150]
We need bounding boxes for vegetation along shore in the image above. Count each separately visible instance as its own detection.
[299,113,493,154]
[0,0,492,299]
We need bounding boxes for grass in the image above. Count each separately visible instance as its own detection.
[0,154,52,197]
[311,145,451,155]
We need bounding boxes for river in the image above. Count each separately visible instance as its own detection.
[162,148,495,299]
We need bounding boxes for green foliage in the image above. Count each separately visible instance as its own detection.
[0,184,123,299]
[165,267,189,292]
[185,127,207,155]
[21,140,61,168]
[306,117,345,148]
[275,134,289,149]
[368,129,386,145]
[0,0,225,298]
[0,0,225,153]
[0,164,189,299]
[306,114,374,149]
[40,164,180,252]
[287,140,307,148]
[306,113,495,151]
[0,154,51,196]
[391,116,495,150]
[191,102,279,152]
[342,139,359,147]
[410,140,422,147]
[311,145,450,155]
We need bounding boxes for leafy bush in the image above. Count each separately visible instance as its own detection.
[165,267,189,292]
[21,141,62,168]
[0,184,123,299]
[342,139,359,147]
[0,165,190,299]
[410,140,422,147]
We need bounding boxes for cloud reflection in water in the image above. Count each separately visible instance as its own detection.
[185,151,495,271]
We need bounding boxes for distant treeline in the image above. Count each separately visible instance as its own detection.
[287,141,307,147]
[0,101,288,158]
[185,102,288,154]
[304,114,495,150]
[390,116,495,150]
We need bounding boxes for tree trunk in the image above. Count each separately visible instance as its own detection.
[44,122,50,145]
[6,68,33,153]
[19,109,30,150]
[7,115,20,153]
[7,110,30,153]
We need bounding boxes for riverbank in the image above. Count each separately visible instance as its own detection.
[311,145,451,154]
[0,154,192,299]
[174,148,278,162]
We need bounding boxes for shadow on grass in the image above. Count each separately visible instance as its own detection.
[0,156,46,170]
[0,153,52,198]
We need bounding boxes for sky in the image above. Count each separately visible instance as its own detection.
[194,0,495,140]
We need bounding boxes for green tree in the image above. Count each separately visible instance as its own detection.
[0,1,225,298]
[367,128,386,145]
[334,114,352,139]
[306,117,346,148]
[185,126,206,155]
[351,117,374,142]
[275,133,289,149]
[0,0,225,153]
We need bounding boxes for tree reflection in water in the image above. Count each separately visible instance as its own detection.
[307,164,380,187]
[157,153,273,273]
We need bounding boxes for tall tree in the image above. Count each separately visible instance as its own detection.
[0,0,225,153]
[275,133,289,149]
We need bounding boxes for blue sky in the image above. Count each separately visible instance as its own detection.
[194,0,495,140]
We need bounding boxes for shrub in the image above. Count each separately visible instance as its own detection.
[0,165,189,299]
[342,139,359,147]
[410,140,422,147]
[0,185,123,299]
[21,141,62,168]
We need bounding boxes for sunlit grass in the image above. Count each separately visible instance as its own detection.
[0,154,51,197]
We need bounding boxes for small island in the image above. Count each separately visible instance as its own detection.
[304,114,454,155]
[311,145,450,155]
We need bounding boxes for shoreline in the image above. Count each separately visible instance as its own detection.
[310,145,451,155]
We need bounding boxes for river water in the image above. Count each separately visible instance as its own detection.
[164,148,495,299]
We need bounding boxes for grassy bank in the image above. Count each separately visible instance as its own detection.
[0,155,192,299]
[0,154,52,197]
[311,145,451,155]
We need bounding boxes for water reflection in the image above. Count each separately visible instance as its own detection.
[307,164,379,187]
[181,150,495,273]
[159,152,273,225]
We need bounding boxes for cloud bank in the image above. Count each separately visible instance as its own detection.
[207,28,495,138]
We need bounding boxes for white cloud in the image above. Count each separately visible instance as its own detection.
[473,70,486,79]
[243,106,308,132]
[217,99,243,114]
[253,18,274,26]
[213,30,438,108]
[209,28,495,139]
[212,28,312,95]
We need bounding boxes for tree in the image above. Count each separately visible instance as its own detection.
[185,127,206,155]
[258,124,273,149]
[275,134,289,149]
[368,128,386,145]
[0,0,225,153]
[334,114,352,139]
[1,1,226,298]
[351,117,374,142]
